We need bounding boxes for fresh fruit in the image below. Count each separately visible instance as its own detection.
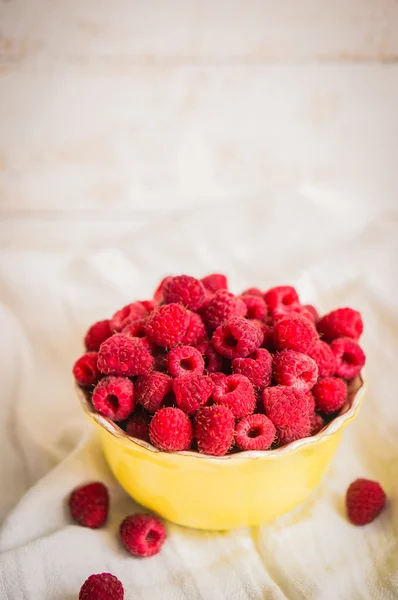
[74,275,365,454]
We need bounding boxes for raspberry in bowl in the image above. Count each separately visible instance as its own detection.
[74,275,366,530]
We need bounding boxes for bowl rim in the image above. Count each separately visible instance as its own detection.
[77,373,366,462]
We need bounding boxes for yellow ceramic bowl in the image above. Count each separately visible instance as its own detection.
[78,376,365,530]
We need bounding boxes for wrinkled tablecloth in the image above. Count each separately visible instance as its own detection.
[0,196,397,599]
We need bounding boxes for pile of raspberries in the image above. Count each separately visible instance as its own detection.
[73,274,366,456]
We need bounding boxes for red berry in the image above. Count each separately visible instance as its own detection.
[212,317,263,359]
[79,573,124,600]
[200,290,247,331]
[235,414,276,451]
[182,310,207,346]
[276,423,311,446]
[167,345,204,377]
[262,386,311,445]
[318,307,363,342]
[312,376,348,414]
[254,320,275,352]
[92,376,135,421]
[273,314,318,353]
[208,371,227,386]
[346,479,386,525]
[213,373,256,418]
[264,286,299,312]
[135,372,172,413]
[149,407,193,451]
[201,273,228,294]
[232,348,272,390]
[242,287,263,297]
[146,303,190,347]
[126,409,151,442]
[306,341,336,377]
[69,482,109,529]
[163,275,206,310]
[240,294,267,320]
[121,318,148,338]
[272,303,316,322]
[97,334,153,377]
[273,350,318,391]
[194,405,235,456]
[305,390,316,414]
[303,304,320,322]
[110,302,150,332]
[330,337,366,379]
[73,352,101,387]
[153,276,172,305]
[120,513,166,557]
[173,374,214,415]
[202,341,227,373]
[310,412,325,435]
[84,320,112,351]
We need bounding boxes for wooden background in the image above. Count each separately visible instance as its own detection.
[0,0,397,217]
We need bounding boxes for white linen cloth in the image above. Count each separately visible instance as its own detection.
[0,197,398,599]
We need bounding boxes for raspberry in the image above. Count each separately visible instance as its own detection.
[317,307,363,342]
[307,341,336,377]
[330,338,366,379]
[235,414,276,451]
[305,390,316,414]
[276,423,311,446]
[200,290,247,331]
[303,304,319,322]
[262,386,311,445]
[84,320,112,352]
[209,371,227,386]
[202,341,227,373]
[213,373,256,418]
[153,276,172,305]
[346,479,386,525]
[120,514,166,557]
[173,374,214,415]
[79,573,124,600]
[69,482,109,529]
[253,320,275,352]
[110,302,150,332]
[240,294,267,320]
[92,376,135,421]
[97,334,153,377]
[163,275,206,310]
[149,407,193,451]
[312,376,348,414]
[194,405,235,456]
[140,300,155,313]
[135,372,172,413]
[146,303,190,347]
[166,345,204,377]
[182,310,207,346]
[121,318,147,338]
[264,286,299,312]
[242,287,263,297]
[73,352,101,387]
[271,304,316,322]
[273,314,318,353]
[126,408,151,442]
[212,317,263,359]
[310,412,325,435]
[201,273,228,294]
[232,348,272,390]
[273,350,318,391]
